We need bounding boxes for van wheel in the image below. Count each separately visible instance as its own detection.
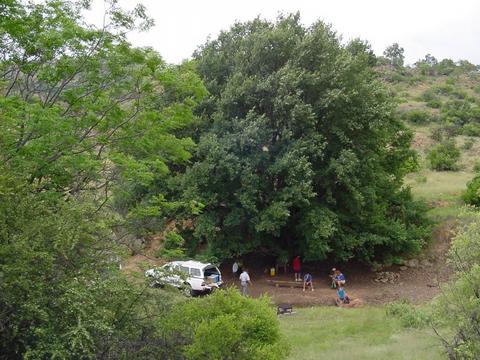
[182,284,193,297]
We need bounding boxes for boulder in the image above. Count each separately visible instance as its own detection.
[406,259,419,268]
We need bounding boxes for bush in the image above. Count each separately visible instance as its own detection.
[431,209,480,359]
[462,123,480,137]
[421,89,437,102]
[161,289,289,360]
[386,300,429,328]
[157,230,187,260]
[404,110,432,124]
[462,137,475,150]
[426,98,442,109]
[433,83,454,96]
[421,89,442,108]
[427,140,461,171]
[473,160,480,172]
[430,127,444,142]
[442,124,461,138]
[462,175,480,206]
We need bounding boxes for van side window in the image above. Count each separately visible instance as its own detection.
[190,268,201,277]
[180,266,189,274]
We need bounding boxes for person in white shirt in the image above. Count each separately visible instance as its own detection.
[232,261,239,275]
[239,268,251,296]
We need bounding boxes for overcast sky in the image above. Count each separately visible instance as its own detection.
[86,0,480,65]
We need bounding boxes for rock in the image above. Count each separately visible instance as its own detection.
[370,262,383,272]
[399,266,408,271]
[374,271,400,284]
[420,259,432,267]
[406,259,419,268]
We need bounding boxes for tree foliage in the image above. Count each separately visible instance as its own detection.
[463,175,480,206]
[432,209,480,359]
[0,0,207,358]
[0,0,206,222]
[161,289,289,360]
[181,15,429,263]
[427,140,461,171]
[0,175,181,359]
[383,43,405,68]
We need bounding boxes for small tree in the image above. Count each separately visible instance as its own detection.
[427,140,461,171]
[161,289,289,360]
[463,175,480,206]
[432,209,480,359]
[384,43,405,68]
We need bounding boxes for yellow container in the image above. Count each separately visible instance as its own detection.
[270,267,276,276]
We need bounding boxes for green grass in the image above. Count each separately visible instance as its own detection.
[406,170,472,201]
[280,306,444,360]
[405,170,473,221]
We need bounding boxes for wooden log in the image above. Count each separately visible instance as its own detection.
[267,279,304,288]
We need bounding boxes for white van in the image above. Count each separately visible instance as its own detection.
[145,260,223,296]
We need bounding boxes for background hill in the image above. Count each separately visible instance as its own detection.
[378,56,480,220]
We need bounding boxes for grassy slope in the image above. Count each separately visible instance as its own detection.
[398,74,480,220]
[280,307,443,360]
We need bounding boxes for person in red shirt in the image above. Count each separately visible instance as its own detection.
[293,255,301,282]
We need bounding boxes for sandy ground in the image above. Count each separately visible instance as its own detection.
[123,220,455,307]
[220,221,454,306]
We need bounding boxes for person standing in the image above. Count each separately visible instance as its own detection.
[239,268,251,296]
[329,268,337,288]
[232,260,239,275]
[293,255,301,282]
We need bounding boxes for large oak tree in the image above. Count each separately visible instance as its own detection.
[182,14,429,263]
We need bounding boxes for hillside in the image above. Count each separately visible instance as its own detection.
[379,61,480,220]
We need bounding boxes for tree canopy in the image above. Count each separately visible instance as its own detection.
[383,43,405,68]
[180,15,429,263]
[0,0,209,358]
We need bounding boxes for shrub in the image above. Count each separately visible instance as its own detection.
[473,160,480,172]
[157,230,187,260]
[386,300,429,328]
[430,127,444,142]
[462,175,480,206]
[442,124,461,138]
[421,89,437,102]
[441,99,473,126]
[445,77,456,85]
[426,98,442,109]
[431,209,480,359]
[462,137,475,150]
[462,123,480,136]
[404,110,432,124]
[427,140,461,171]
[433,83,454,96]
[161,289,289,360]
